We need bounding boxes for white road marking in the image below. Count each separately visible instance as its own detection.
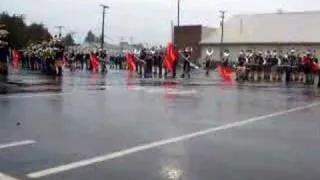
[142,87,197,95]
[166,89,197,95]
[0,172,20,180]
[27,101,320,179]
[129,86,146,91]
[145,87,167,93]
[0,140,36,150]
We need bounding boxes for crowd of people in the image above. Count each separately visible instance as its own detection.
[123,46,195,79]
[1,31,320,86]
[14,37,110,75]
[222,49,320,83]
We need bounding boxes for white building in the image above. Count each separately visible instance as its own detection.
[200,11,320,61]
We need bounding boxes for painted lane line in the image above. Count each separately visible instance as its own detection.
[145,88,167,94]
[129,86,146,91]
[27,102,320,179]
[144,88,197,95]
[0,172,20,180]
[166,90,197,95]
[0,140,36,150]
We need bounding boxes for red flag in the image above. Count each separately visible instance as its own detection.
[312,62,320,72]
[163,56,173,71]
[163,42,177,71]
[90,53,99,72]
[126,53,136,72]
[168,43,177,61]
[12,49,20,68]
[217,65,234,81]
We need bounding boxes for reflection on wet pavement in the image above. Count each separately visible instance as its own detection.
[0,70,320,180]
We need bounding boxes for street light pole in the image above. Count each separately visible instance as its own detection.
[100,4,109,50]
[219,10,226,59]
[177,0,181,26]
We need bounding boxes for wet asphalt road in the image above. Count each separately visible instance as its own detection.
[1,70,320,180]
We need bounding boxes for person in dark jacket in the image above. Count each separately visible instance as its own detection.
[181,48,192,79]
[138,49,146,76]
[0,40,9,77]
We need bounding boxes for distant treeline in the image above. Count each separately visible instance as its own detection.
[0,12,52,48]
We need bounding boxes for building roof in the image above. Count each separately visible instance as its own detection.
[201,11,320,44]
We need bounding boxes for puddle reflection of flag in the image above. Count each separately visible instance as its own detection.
[164,80,177,103]
[90,73,99,86]
[126,72,134,90]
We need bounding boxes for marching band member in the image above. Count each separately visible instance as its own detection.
[237,51,246,67]
[99,49,108,74]
[236,51,247,81]
[154,47,163,78]
[144,49,153,78]
[138,49,146,77]
[54,41,65,76]
[0,40,9,77]
[303,51,313,83]
[181,47,192,79]
[269,50,279,81]
[204,48,214,76]
[253,51,264,81]
[222,51,230,66]
[288,49,298,81]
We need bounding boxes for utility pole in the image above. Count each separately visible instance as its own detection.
[129,36,134,45]
[219,10,226,59]
[100,4,109,50]
[177,0,181,26]
[55,25,65,39]
[171,20,174,42]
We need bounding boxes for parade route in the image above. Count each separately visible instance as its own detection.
[1,71,320,180]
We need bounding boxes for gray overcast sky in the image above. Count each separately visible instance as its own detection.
[1,0,320,45]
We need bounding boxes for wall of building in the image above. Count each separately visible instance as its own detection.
[201,27,217,40]
[174,25,202,61]
[174,25,216,62]
[200,43,320,62]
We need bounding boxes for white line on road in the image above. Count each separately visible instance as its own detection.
[27,102,320,179]
[166,89,198,95]
[0,172,20,180]
[144,87,167,93]
[0,140,36,150]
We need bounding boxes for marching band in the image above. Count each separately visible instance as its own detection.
[1,26,319,87]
